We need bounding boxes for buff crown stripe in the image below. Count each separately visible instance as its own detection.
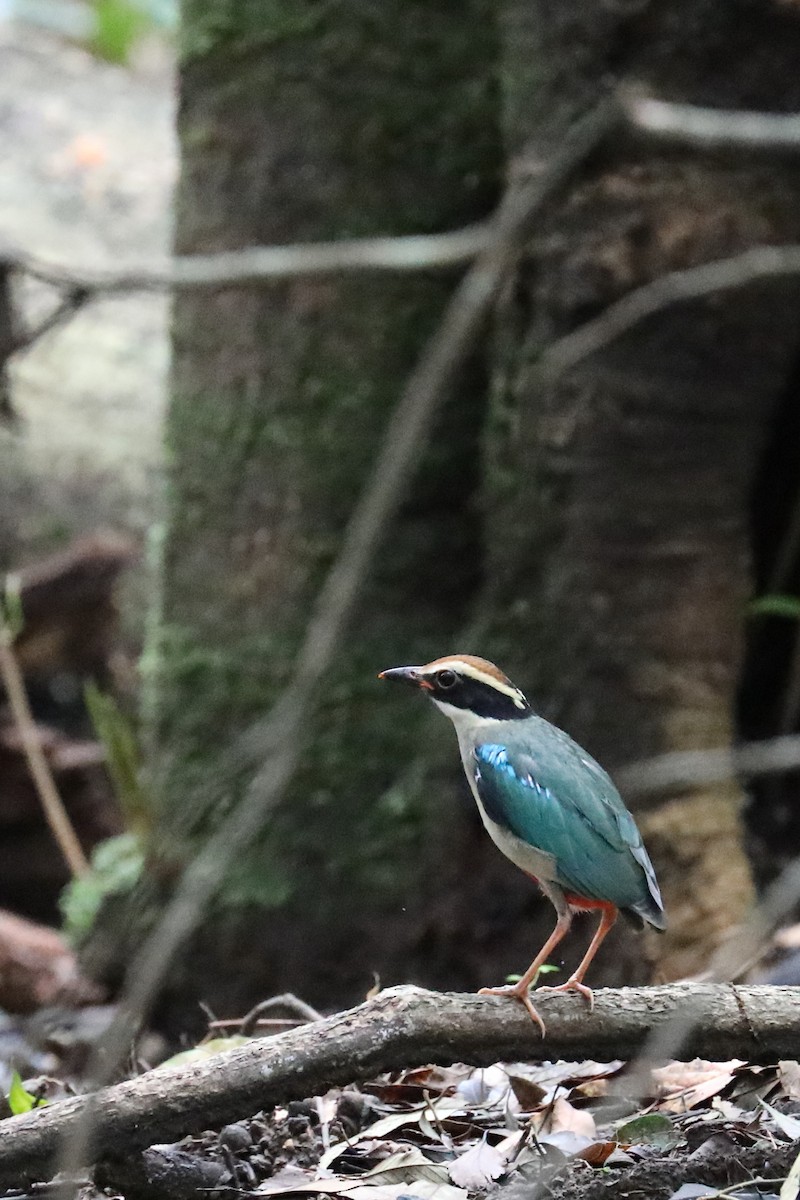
[419,657,528,709]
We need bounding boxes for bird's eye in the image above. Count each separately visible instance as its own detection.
[436,670,457,689]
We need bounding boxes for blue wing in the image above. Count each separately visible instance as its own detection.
[473,720,665,928]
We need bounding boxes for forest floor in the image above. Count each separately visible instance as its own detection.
[97,1049,800,1200]
[3,990,800,1200]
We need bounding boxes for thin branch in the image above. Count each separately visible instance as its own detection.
[5,984,800,1186]
[623,90,800,152]
[57,97,620,1180]
[12,287,91,355]
[12,225,492,295]
[3,91,800,309]
[535,245,800,383]
[238,993,322,1034]
[617,733,800,799]
[0,627,90,877]
[706,857,800,983]
[0,261,16,421]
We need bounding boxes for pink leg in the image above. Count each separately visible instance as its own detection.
[539,904,618,1010]
[479,911,572,1036]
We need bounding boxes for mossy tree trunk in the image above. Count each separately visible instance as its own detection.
[480,0,800,980]
[82,2,502,1025]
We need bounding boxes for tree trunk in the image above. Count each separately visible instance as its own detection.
[81,1,502,1026]
[484,0,800,979]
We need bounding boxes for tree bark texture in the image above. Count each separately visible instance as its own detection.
[2,983,800,1188]
[80,2,502,1021]
[484,0,800,980]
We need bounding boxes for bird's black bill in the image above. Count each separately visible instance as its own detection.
[378,666,425,687]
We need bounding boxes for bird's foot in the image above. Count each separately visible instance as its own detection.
[478,984,547,1037]
[537,977,594,1011]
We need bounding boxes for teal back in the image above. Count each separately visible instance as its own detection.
[472,717,665,928]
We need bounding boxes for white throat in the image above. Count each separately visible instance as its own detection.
[431,698,520,751]
[431,697,484,733]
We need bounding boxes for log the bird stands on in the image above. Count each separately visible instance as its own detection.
[379,655,666,1033]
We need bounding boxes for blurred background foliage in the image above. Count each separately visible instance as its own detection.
[5,0,175,61]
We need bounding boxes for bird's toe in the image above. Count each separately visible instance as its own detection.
[538,978,594,1011]
[478,984,547,1036]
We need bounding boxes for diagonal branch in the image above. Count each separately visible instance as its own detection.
[11,286,91,355]
[0,626,90,878]
[535,245,800,384]
[4,984,800,1187]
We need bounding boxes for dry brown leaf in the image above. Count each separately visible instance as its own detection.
[652,1060,744,1111]
[728,1064,780,1109]
[366,1066,466,1106]
[505,1061,623,1091]
[540,1097,597,1139]
[457,1065,511,1107]
[357,1149,449,1187]
[257,1171,463,1199]
[536,1131,597,1157]
[348,1183,466,1200]
[256,1166,316,1194]
[576,1141,621,1166]
[760,1099,800,1141]
[319,1108,429,1168]
[448,1137,507,1189]
[508,1074,547,1111]
[779,1062,800,1101]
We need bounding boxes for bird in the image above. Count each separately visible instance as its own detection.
[378,654,666,1034]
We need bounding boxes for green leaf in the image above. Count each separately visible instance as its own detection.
[156,1036,250,1071]
[7,1071,42,1116]
[84,683,150,835]
[60,832,144,940]
[615,1113,681,1149]
[92,0,148,64]
[0,574,24,639]
[749,594,800,620]
[505,963,560,986]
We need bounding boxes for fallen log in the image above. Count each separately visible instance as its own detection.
[0,908,102,1012]
[1,983,799,1187]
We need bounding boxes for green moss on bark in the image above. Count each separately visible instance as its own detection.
[144,4,501,922]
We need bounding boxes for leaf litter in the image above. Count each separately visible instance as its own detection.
[76,1050,800,1200]
[8,1010,800,1200]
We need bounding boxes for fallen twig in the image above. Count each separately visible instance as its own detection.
[3,984,800,1187]
[238,993,322,1034]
